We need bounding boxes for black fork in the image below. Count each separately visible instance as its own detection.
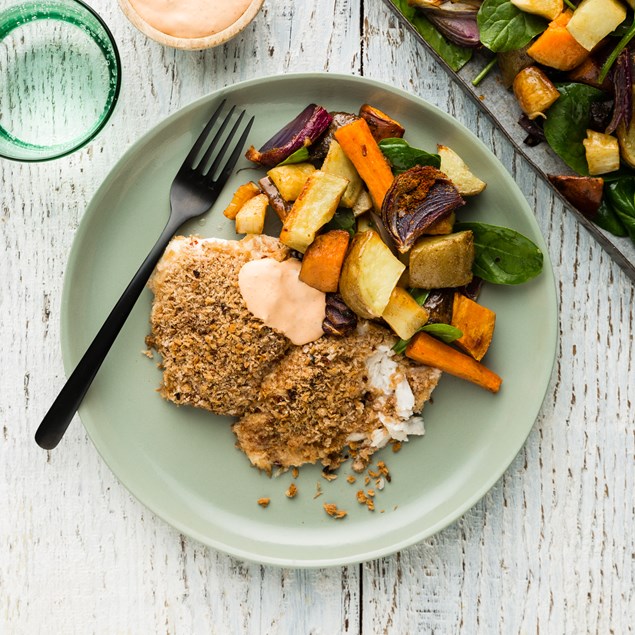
[35,102,255,450]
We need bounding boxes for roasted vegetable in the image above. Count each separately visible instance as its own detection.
[424,212,456,235]
[426,14,480,47]
[223,181,261,220]
[246,104,332,167]
[280,171,349,253]
[406,332,502,393]
[359,104,405,142]
[583,129,620,175]
[299,229,350,293]
[322,293,358,336]
[267,163,316,202]
[258,176,291,221]
[510,0,562,21]
[451,293,496,361]
[513,66,560,120]
[352,190,373,217]
[617,110,635,168]
[566,57,613,92]
[334,118,395,212]
[605,50,633,135]
[309,112,359,161]
[339,230,405,319]
[423,289,454,324]
[526,10,589,71]
[381,165,465,253]
[566,0,627,52]
[548,174,604,218]
[409,230,474,289]
[321,140,362,207]
[437,145,486,196]
[381,287,430,340]
[235,193,268,235]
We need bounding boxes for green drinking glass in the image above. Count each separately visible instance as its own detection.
[0,0,121,161]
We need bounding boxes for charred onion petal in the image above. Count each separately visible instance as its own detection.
[606,49,632,134]
[518,114,545,146]
[322,293,358,336]
[590,100,614,133]
[245,104,332,167]
[422,289,454,324]
[426,14,480,48]
[258,176,291,221]
[381,166,466,253]
[459,276,484,302]
[309,111,359,161]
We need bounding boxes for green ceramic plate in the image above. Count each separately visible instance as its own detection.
[62,73,557,567]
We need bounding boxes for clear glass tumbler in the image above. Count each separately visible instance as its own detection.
[0,0,121,161]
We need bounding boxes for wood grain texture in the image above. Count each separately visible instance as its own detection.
[0,0,633,633]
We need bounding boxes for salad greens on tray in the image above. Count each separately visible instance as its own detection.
[389,0,635,249]
[222,100,544,392]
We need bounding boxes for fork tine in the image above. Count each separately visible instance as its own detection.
[215,115,255,186]
[205,110,246,179]
[182,99,227,168]
[195,105,237,173]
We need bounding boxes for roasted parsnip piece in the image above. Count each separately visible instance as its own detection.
[223,181,261,220]
[381,287,429,340]
[510,0,562,21]
[437,145,486,196]
[566,0,626,51]
[321,140,363,208]
[279,170,348,252]
[583,130,620,175]
[235,193,268,235]
[267,163,316,202]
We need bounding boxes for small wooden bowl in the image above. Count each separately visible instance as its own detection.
[118,0,264,50]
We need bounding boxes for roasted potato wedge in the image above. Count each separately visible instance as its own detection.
[409,231,474,289]
[510,0,562,20]
[424,212,455,235]
[381,287,429,340]
[321,140,362,208]
[235,193,268,235]
[566,0,626,51]
[267,163,316,202]
[279,170,348,253]
[299,229,350,293]
[352,189,373,217]
[583,129,620,175]
[513,66,560,120]
[438,145,486,197]
[339,230,405,319]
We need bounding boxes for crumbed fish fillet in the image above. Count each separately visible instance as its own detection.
[147,234,291,416]
[233,322,441,473]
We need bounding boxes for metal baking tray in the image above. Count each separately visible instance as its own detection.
[382,0,635,282]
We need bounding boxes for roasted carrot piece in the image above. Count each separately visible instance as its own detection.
[299,229,350,293]
[223,181,261,220]
[406,331,502,393]
[451,293,496,361]
[334,118,394,212]
[527,11,589,71]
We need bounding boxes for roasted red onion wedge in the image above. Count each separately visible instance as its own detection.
[381,166,465,253]
[245,104,332,167]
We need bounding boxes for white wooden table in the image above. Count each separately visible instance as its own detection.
[2,1,634,632]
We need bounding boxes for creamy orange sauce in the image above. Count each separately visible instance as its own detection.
[238,258,326,346]
[129,0,253,38]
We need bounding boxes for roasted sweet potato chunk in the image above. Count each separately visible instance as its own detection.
[451,293,496,361]
[299,230,350,293]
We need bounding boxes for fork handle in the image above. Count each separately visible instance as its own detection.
[35,218,182,450]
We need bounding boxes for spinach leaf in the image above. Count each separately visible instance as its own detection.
[605,178,635,244]
[391,0,473,71]
[593,199,627,237]
[379,138,441,172]
[543,83,605,175]
[393,323,462,354]
[277,146,310,166]
[324,208,356,236]
[477,0,546,52]
[455,222,543,284]
[409,288,430,306]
